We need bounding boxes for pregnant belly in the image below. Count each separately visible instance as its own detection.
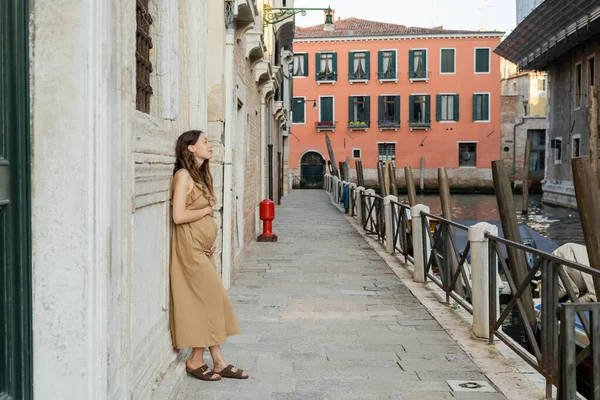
[190,217,218,249]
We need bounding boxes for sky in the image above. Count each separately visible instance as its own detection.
[293,0,517,35]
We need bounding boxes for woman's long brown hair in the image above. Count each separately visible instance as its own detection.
[173,130,215,200]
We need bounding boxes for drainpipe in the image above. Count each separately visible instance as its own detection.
[260,96,267,201]
[268,99,274,200]
[513,118,526,180]
[222,2,235,290]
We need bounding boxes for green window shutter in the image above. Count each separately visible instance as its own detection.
[349,96,354,122]
[348,51,354,76]
[483,94,489,120]
[422,50,427,75]
[394,96,400,122]
[332,53,338,79]
[315,53,321,80]
[378,51,383,74]
[409,95,415,122]
[303,54,309,76]
[391,51,396,73]
[365,51,370,77]
[378,96,384,122]
[476,49,489,73]
[322,97,333,121]
[425,95,431,122]
[408,50,415,76]
[292,98,304,123]
[453,95,460,121]
[436,95,442,121]
[365,96,371,124]
[472,94,478,121]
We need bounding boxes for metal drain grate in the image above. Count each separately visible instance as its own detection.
[446,380,496,393]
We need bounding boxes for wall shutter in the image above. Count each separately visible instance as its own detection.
[365,51,370,76]
[436,95,442,121]
[378,96,384,122]
[332,53,338,79]
[425,95,431,122]
[365,96,371,124]
[408,50,415,76]
[303,54,309,76]
[348,51,354,75]
[394,96,400,122]
[453,95,460,121]
[472,94,478,121]
[483,94,489,120]
[315,53,321,81]
[409,95,415,122]
[348,96,354,122]
[378,51,383,75]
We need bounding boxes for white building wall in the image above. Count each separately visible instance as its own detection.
[30,0,208,398]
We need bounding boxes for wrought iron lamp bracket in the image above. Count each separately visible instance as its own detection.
[263,6,332,26]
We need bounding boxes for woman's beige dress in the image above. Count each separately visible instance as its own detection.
[170,180,239,349]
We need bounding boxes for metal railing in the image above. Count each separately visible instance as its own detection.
[348,72,370,81]
[487,233,600,399]
[390,200,413,263]
[421,211,473,314]
[378,71,398,80]
[361,192,385,242]
[378,120,400,130]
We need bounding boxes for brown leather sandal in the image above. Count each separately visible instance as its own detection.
[186,365,221,381]
[217,364,249,379]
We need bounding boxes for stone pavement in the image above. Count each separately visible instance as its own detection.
[176,190,507,400]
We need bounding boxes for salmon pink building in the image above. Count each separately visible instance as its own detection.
[289,18,505,190]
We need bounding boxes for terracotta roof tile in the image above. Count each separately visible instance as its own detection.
[295,17,502,39]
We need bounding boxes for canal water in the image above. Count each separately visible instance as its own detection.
[412,193,584,246]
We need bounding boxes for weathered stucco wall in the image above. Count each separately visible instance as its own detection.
[543,34,600,208]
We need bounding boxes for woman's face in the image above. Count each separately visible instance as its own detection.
[188,134,213,161]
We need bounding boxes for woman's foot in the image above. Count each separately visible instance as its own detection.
[185,362,221,381]
[213,362,249,379]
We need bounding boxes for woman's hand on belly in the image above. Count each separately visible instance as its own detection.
[204,244,216,257]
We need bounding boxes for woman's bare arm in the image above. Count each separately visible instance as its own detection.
[172,170,213,225]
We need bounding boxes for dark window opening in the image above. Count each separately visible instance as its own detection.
[136,0,153,113]
[459,142,477,167]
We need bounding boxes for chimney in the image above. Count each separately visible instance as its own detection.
[324,9,335,24]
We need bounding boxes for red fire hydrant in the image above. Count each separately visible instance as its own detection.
[257,199,278,242]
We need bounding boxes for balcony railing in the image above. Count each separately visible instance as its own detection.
[378,71,398,81]
[348,121,370,131]
[316,71,337,83]
[409,70,429,81]
[378,120,400,131]
[315,121,336,131]
[409,120,430,131]
[348,72,370,82]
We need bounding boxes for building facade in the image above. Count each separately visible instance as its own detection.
[1,0,293,399]
[500,58,548,186]
[290,18,504,190]
[496,0,600,208]
[516,0,545,24]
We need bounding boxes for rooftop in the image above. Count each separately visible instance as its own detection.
[294,17,504,39]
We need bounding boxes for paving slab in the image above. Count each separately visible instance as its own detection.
[175,190,506,399]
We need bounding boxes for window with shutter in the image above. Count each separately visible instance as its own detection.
[378,96,400,130]
[409,95,430,129]
[409,49,427,80]
[437,94,457,121]
[349,52,369,81]
[348,96,370,130]
[378,50,397,81]
[472,93,490,121]
[475,48,490,73]
[317,52,337,83]
[292,97,305,124]
[440,49,455,74]
[316,96,336,131]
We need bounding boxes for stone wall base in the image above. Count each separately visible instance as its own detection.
[542,180,578,209]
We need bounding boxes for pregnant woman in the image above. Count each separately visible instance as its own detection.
[170,130,248,381]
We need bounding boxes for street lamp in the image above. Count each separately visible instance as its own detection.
[263,5,335,32]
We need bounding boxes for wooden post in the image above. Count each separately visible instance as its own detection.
[522,139,532,215]
[377,161,387,197]
[325,132,339,178]
[345,157,352,183]
[388,161,398,197]
[590,85,598,183]
[439,168,463,296]
[384,160,391,196]
[492,160,536,330]
[419,157,425,194]
[357,160,365,187]
[405,166,417,206]
[572,157,600,297]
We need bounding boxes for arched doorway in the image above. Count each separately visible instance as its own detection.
[300,151,325,188]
